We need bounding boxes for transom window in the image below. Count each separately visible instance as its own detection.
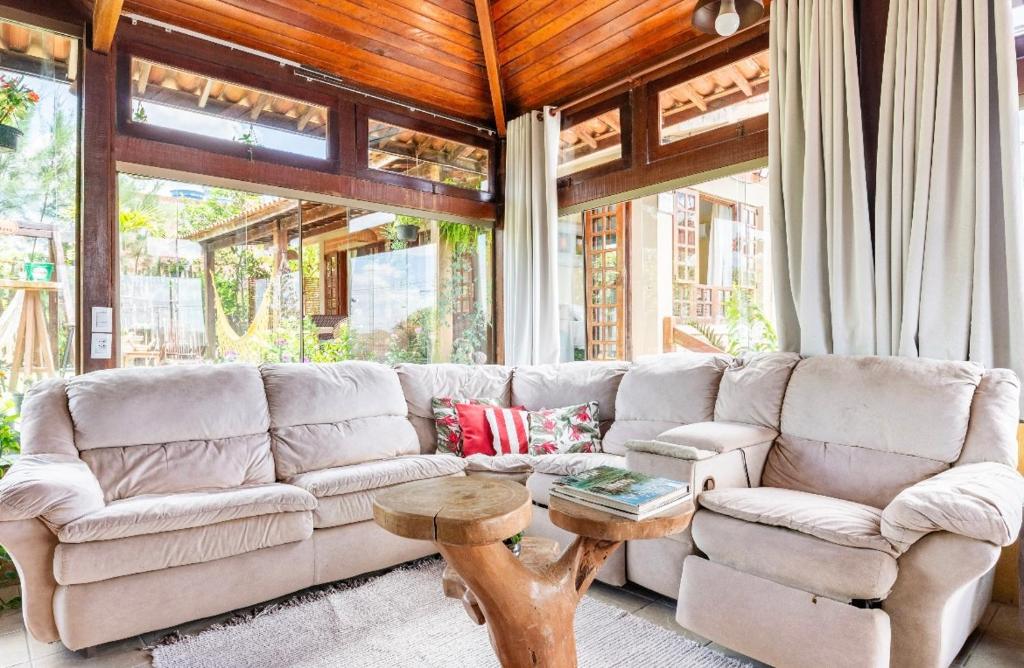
[367,119,490,191]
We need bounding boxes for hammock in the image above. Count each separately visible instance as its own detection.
[212,269,279,363]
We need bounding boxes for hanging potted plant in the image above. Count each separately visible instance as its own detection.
[0,75,39,153]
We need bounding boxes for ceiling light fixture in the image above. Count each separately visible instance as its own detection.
[692,0,765,37]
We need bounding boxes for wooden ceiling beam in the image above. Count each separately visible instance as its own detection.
[135,61,152,95]
[728,65,753,96]
[92,0,124,54]
[197,79,214,108]
[473,0,506,136]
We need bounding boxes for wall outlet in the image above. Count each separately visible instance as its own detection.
[90,333,112,360]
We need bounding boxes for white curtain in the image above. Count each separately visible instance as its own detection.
[874,0,1024,387]
[706,205,735,287]
[768,0,876,355]
[503,109,562,366]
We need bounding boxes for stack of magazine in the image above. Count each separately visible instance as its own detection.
[550,466,690,520]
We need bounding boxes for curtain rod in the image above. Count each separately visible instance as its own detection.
[123,13,496,137]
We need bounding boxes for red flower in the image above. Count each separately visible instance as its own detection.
[570,426,582,440]
[543,419,556,431]
[447,432,459,443]
[27,92,39,103]
[575,408,590,422]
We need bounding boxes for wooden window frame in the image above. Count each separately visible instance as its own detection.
[355,106,498,203]
[116,42,342,174]
[557,92,632,185]
[645,33,769,164]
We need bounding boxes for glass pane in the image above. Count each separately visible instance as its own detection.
[130,57,329,159]
[300,209,494,364]
[367,119,489,191]
[658,50,769,145]
[0,19,80,400]
[118,175,302,365]
[558,108,622,177]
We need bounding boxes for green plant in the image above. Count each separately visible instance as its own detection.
[132,102,148,123]
[0,75,39,126]
[234,124,259,147]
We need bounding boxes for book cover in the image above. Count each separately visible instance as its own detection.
[549,488,691,520]
[553,466,689,513]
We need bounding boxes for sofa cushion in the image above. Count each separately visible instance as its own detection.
[512,361,629,426]
[262,362,419,478]
[692,511,899,602]
[602,354,727,455]
[396,363,513,453]
[66,365,274,499]
[767,356,983,507]
[715,352,801,428]
[58,483,316,543]
[54,511,313,585]
[287,455,466,528]
[698,487,898,556]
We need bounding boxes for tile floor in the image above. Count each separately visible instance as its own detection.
[1,579,1022,667]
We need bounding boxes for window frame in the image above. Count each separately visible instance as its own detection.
[557,92,632,184]
[116,42,341,174]
[355,106,497,203]
[645,34,769,164]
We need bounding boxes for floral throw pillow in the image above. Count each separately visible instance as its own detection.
[432,396,500,456]
[527,402,601,455]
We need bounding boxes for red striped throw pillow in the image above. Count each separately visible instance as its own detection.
[484,407,530,455]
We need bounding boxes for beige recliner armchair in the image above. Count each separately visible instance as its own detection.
[630,355,1024,668]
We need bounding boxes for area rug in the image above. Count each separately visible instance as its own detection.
[150,559,750,667]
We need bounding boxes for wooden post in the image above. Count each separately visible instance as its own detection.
[203,245,217,360]
[80,46,118,373]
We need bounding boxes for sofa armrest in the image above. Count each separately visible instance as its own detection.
[653,421,778,455]
[0,518,60,643]
[881,462,1024,552]
[0,455,104,530]
[626,438,773,494]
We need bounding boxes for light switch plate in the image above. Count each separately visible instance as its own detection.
[91,306,113,333]
[90,333,112,360]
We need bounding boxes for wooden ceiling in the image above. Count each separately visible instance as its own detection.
[86,0,767,130]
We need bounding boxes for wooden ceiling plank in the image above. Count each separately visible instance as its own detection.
[126,0,492,120]
[496,0,594,47]
[498,0,624,67]
[473,0,506,135]
[240,0,486,78]
[92,0,125,53]
[345,0,480,41]
[502,0,685,84]
[249,92,269,120]
[168,0,486,88]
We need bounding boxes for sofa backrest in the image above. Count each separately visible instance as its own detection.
[715,352,801,429]
[262,362,419,478]
[65,364,274,502]
[763,355,984,508]
[511,361,630,436]
[602,353,729,455]
[395,363,513,453]
[958,368,1021,467]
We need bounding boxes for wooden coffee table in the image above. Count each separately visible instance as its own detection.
[373,476,693,667]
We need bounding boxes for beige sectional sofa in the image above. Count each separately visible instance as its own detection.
[0,353,1021,668]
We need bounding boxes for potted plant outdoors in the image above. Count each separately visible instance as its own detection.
[0,75,40,153]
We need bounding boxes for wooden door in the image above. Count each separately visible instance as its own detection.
[584,202,628,360]
[323,250,348,316]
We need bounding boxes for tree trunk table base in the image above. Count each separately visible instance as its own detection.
[373,477,693,668]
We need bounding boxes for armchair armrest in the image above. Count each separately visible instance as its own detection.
[653,421,778,455]
[881,462,1024,552]
[625,422,778,492]
[0,455,104,530]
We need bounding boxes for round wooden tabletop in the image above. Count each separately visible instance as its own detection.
[373,477,532,546]
[547,495,694,542]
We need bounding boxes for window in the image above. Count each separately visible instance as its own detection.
[128,56,330,160]
[367,119,490,191]
[584,203,628,361]
[557,213,585,361]
[558,108,623,178]
[657,50,769,146]
[0,18,80,395]
[117,175,494,366]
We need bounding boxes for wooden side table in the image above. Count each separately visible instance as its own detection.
[373,477,693,668]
